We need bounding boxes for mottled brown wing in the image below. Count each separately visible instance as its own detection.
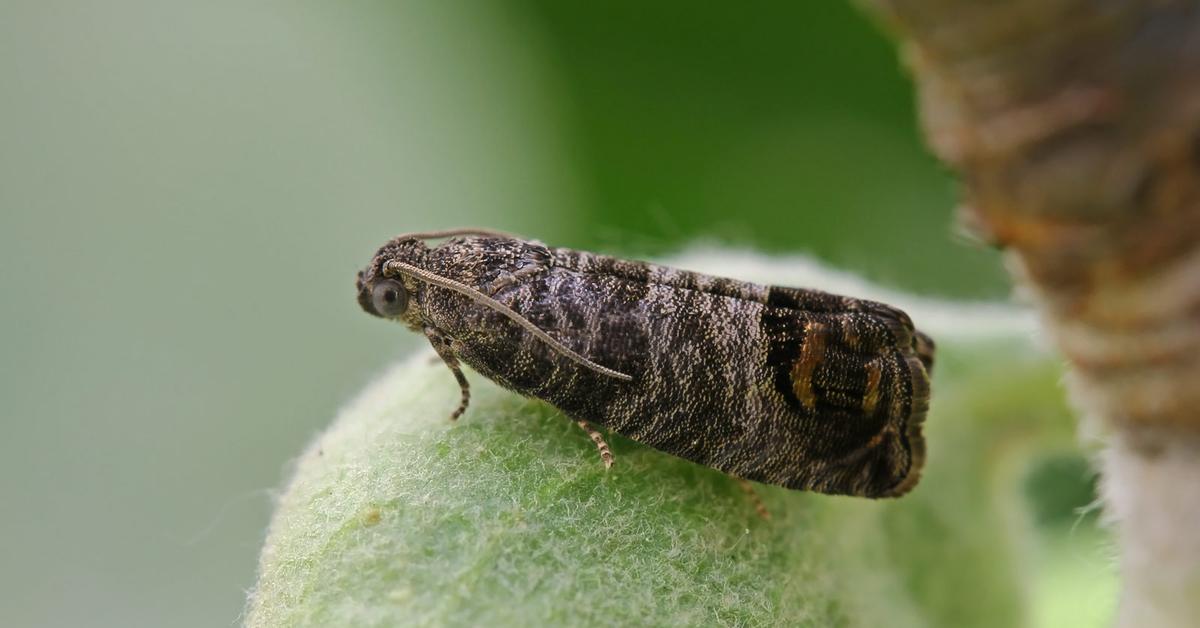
[578,268,933,497]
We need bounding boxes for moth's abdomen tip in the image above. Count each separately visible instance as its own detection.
[914,331,936,371]
[878,346,933,498]
[864,306,933,498]
[879,466,924,498]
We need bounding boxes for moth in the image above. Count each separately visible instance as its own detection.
[356,229,934,498]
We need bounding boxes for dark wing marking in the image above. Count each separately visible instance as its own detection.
[759,303,930,497]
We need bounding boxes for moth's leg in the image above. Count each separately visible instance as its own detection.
[575,420,614,470]
[423,326,470,421]
[737,478,771,520]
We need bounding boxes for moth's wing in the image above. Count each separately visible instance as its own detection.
[764,284,935,371]
[551,251,937,375]
[608,256,940,377]
[583,277,935,498]
[450,256,934,498]
[738,293,932,498]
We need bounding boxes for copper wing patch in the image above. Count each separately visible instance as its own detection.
[764,305,931,497]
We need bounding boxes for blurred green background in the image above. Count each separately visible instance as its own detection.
[0,1,1109,626]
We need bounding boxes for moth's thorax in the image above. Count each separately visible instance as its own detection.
[425,237,547,289]
[417,237,551,334]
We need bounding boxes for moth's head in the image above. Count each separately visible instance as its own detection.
[356,237,428,326]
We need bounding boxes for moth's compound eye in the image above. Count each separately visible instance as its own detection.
[371,279,408,317]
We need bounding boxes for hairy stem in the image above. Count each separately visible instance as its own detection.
[856,1,1200,624]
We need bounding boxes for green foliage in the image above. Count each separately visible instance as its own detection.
[521,1,1008,298]
[247,260,1085,627]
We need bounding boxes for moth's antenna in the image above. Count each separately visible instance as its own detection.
[384,260,634,382]
[392,228,522,242]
